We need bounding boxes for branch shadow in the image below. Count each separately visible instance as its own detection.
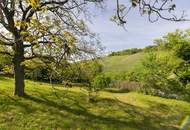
[0,87,181,130]
[20,90,179,130]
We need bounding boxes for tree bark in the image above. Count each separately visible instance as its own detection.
[13,41,25,97]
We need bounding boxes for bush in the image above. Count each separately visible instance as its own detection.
[86,74,111,102]
[137,52,184,98]
[183,83,190,100]
[25,66,51,81]
[175,42,190,61]
[144,45,158,52]
[92,74,111,90]
[174,62,190,84]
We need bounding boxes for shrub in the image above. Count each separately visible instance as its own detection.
[25,66,51,81]
[86,74,111,102]
[92,74,111,90]
[174,62,190,85]
[138,52,184,98]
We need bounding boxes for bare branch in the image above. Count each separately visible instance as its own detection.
[116,0,126,24]
[116,0,190,25]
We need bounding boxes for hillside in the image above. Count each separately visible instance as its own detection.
[102,52,145,73]
[0,76,190,130]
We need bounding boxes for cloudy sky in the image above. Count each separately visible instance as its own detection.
[87,0,190,52]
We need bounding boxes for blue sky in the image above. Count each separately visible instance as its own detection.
[87,0,190,52]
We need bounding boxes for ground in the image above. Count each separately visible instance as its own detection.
[0,76,190,130]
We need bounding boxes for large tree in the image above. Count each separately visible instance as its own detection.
[0,0,188,97]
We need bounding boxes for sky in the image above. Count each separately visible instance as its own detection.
[87,0,190,53]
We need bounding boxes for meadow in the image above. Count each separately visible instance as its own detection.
[102,52,145,73]
[0,76,190,130]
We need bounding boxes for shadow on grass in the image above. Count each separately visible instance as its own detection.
[18,90,178,130]
[24,94,129,124]
[103,88,130,93]
[0,87,180,130]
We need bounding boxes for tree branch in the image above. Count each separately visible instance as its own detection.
[116,0,190,25]
[24,53,54,61]
[0,39,13,46]
[0,51,12,56]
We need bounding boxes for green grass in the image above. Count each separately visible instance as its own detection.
[102,50,182,73]
[102,52,145,73]
[0,77,190,130]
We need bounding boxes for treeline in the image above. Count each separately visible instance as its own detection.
[0,57,101,84]
[108,45,158,56]
[109,48,142,56]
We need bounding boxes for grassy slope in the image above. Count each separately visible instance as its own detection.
[102,51,182,75]
[102,52,145,73]
[0,77,190,130]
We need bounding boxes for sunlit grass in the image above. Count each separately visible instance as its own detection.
[102,52,145,73]
[0,76,190,130]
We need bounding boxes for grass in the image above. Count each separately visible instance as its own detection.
[0,77,190,130]
[102,50,182,74]
[102,52,145,73]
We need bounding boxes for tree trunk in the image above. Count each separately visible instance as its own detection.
[13,42,25,97]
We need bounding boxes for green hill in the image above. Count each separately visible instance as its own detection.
[0,76,190,130]
[102,52,145,73]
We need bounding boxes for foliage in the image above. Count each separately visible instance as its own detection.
[174,42,190,61]
[0,55,12,73]
[174,63,190,85]
[91,74,111,90]
[154,29,190,99]
[23,58,53,82]
[79,60,103,101]
[86,74,111,102]
[144,45,158,52]
[171,30,190,87]
[133,52,184,98]
[154,29,190,51]
[80,60,103,84]
[25,66,51,81]
[0,47,12,75]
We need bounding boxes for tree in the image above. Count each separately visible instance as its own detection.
[0,0,101,96]
[0,0,187,97]
[79,60,103,101]
[150,29,190,99]
[159,29,190,86]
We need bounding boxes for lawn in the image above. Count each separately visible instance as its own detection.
[0,76,190,130]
